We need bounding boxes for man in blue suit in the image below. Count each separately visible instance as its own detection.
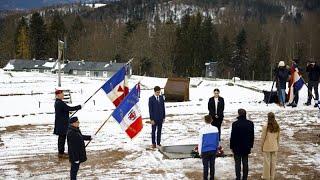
[148,86,166,148]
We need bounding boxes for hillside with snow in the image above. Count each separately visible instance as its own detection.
[0,70,319,179]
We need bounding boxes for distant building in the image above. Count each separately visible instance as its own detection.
[3,59,54,73]
[3,59,132,77]
[205,61,218,78]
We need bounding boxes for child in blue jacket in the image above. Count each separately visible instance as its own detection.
[198,115,220,180]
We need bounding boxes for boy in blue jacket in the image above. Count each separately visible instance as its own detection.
[198,115,220,180]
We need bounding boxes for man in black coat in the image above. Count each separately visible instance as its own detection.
[148,86,166,148]
[54,89,82,157]
[208,88,225,141]
[67,117,92,180]
[305,61,320,107]
[230,109,254,180]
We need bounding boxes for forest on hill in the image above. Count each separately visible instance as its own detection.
[0,0,319,79]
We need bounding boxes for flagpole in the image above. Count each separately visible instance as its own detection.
[71,58,134,118]
[85,113,113,147]
[70,86,103,118]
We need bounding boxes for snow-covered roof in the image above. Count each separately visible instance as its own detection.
[4,59,52,71]
[43,62,56,68]
[3,62,14,70]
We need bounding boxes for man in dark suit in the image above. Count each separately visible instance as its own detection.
[54,89,82,157]
[208,88,225,141]
[148,86,166,148]
[230,109,254,180]
[67,117,92,180]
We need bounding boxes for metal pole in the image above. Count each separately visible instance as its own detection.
[58,40,64,87]
[85,113,113,147]
[63,36,67,64]
[58,40,61,87]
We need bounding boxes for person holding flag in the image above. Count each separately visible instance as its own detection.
[287,58,304,108]
[54,89,82,158]
[148,86,166,148]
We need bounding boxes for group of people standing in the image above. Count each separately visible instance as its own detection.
[275,58,320,108]
[198,89,281,180]
[53,85,284,180]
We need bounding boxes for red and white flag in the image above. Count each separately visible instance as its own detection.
[111,84,143,139]
[101,66,129,107]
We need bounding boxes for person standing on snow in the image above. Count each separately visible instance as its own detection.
[54,89,82,158]
[230,109,254,180]
[208,88,225,141]
[67,117,92,180]
[275,61,290,107]
[305,60,320,107]
[148,86,166,148]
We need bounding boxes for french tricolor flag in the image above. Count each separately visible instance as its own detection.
[288,63,304,103]
[111,84,143,139]
[101,66,129,107]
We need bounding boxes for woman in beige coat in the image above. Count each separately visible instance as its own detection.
[261,112,280,180]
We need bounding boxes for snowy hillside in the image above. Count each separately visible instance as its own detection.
[0,70,319,179]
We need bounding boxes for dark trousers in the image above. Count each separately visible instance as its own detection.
[293,88,299,104]
[151,123,163,145]
[234,154,248,180]
[70,162,80,180]
[307,81,319,102]
[202,151,216,180]
[211,117,223,141]
[58,134,66,154]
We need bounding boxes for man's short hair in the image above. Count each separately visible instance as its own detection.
[154,86,161,92]
[238,108,246,117]
[204,115,212,124]
[214,88,220,93]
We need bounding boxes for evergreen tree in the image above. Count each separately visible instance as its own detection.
[174,14,191,76]
[29,12,48,59]
[220,35,233,77]
[252,39,271,80]
[232,28,249,79]
[48,13,66,59]
[189,12,202,76]
[67,15,85,60]
[14,17,30,59]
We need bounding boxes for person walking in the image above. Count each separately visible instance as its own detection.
[67,117,92,180]
[208,88,225,140]
[198,115,220,180]
[305,61,320,107]
[54,89,82,157]
[261,112,280,180]
[230,109,254,180]
[148,86,166,148]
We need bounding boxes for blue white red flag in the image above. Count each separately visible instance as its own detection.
[101,66,129,107]
[288,63,304,103]
[111,84,143,139]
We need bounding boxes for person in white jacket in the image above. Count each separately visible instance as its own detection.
[198,115,220,180]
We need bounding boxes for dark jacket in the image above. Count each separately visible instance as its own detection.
[306,64,320,82]
[67,126,91,163]
[208,96,225,119]
[54,99,81,135]
[148,95,166,124]
[276,67,290,89]
[230,116,254,155]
